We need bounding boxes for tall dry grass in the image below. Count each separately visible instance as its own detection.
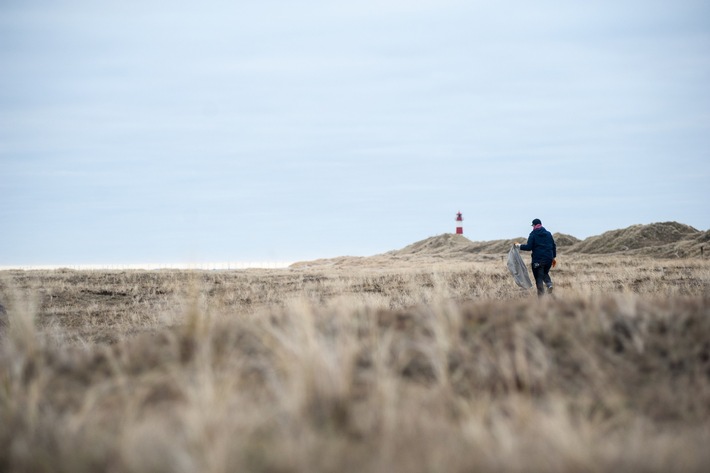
[1,255,709,472]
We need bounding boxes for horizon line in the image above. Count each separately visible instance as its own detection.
[0,261,296,271]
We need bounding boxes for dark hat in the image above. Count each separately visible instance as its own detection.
[531,218,542,226]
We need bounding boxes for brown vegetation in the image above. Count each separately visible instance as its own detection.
[1,224,710,472]
[569,221,707,257]
[293,222,707,268]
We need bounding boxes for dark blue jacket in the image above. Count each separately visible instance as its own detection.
[520,227,556,264]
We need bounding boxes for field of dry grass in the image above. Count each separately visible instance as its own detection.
[1,253,709,472]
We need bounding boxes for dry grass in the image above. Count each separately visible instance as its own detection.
[569,222,707,257]
[1,254,709,472]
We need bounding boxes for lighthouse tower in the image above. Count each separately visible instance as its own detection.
[455,212,463,235]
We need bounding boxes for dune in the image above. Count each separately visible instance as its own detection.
[292,221,707,268]
[568,222,707,258]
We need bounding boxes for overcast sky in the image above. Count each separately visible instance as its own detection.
[1,0,709,265]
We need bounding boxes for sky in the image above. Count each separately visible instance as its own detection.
[1,0,709,265]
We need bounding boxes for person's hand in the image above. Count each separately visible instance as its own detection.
[552,258,557,268]
[514,243,521,248]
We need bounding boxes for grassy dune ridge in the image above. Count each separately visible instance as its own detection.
[1,253,710,472]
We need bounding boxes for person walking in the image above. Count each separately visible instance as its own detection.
[516,218,557,297]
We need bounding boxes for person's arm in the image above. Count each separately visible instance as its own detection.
[519,234,534,252]
[552,237,557,258]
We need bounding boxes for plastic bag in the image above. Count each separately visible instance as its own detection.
[507,245,533,289]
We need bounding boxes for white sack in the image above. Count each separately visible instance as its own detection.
[507,245,533,289]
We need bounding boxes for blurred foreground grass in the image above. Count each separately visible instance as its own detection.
[1,255,709,472]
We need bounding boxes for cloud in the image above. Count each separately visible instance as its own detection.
[1,0,709,263]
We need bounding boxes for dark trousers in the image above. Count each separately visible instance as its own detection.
[531,261,553,297]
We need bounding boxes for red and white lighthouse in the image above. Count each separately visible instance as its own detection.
[455,211,463,235]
